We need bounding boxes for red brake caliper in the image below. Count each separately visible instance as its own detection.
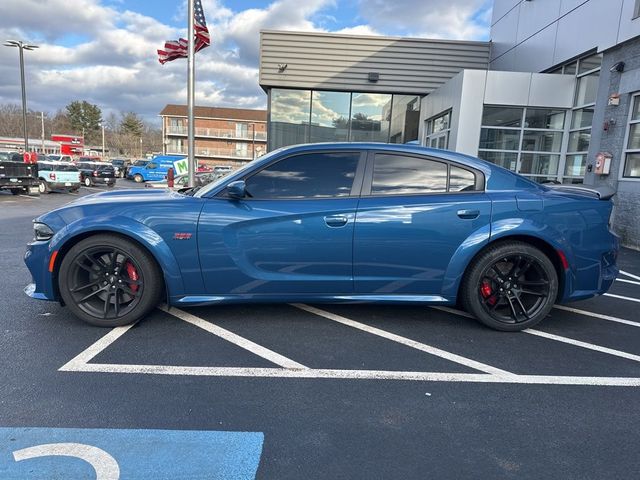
[125,262,139,292]
[480,280,497,305]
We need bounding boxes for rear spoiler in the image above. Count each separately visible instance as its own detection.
[544,184,616,200]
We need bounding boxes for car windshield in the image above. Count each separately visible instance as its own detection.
[112,160,125,166]
[194,149,284,198]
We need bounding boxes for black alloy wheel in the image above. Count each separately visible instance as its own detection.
[461,241,558,331]
[59,234,163,326]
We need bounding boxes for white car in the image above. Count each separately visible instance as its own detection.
[47,154,74,162]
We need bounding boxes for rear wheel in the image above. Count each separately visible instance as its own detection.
[461,241,558,331]
[84,177,92,187]
[58,234,163,327]
[10,188,21,195]
[133,174,143,183]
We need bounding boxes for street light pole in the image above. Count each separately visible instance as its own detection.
[251,123,256,160]
[4,40,39,153]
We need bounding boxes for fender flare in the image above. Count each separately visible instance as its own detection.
[50,215,185,297]
[441,218,573,300]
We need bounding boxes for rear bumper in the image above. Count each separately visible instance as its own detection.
[561,234,620,302]
[88,177,116,185]
[48,181,80,190]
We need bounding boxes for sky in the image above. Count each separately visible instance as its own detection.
[0,0,493,124]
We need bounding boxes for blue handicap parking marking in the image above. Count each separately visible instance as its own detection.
[0,427,264,479]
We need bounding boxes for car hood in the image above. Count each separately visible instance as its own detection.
[37,188,201,232]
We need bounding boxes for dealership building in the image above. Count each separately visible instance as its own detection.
[258,0,640,248]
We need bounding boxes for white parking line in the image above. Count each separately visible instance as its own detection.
[604,293,640,304]
[524,329,640,363]
[59,363,640,386]
[553,305,640,328]
[621,270,640,282]
[18,194,38,200]
[160,306,307,370]
[617,278,640,286]
[60,325,134,371]
[293,303,515,377]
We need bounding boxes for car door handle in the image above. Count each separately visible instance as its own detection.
[324,214,349,227]
[457,209,480,219]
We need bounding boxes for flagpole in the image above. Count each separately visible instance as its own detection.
[187,0,196,188]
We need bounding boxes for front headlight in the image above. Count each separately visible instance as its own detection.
[33,222,54,241]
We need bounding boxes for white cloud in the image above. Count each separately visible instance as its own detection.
[0,0,490,124]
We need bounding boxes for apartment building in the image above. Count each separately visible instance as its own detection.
[159,105,267,166]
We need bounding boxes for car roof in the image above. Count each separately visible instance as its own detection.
[38,160,76,166]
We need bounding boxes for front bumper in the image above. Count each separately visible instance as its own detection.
[23,240,57,302]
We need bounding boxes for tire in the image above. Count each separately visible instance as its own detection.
[58,234,163,327]
[133,174,143,183]
[84,177,92,187]
[10,188,21,195]
[38,179,50,194]
[107,182,115,188]
[460,241,558,331]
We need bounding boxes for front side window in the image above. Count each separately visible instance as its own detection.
[244,152,360,199]
[371,154,448,195]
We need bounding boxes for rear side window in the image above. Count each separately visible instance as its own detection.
[245,152,360,199]
[372,154,447,195]
[449,165,476,192]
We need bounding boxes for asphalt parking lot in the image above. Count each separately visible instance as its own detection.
[1,185,640,479]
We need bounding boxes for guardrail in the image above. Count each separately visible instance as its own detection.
[166,126,266,141]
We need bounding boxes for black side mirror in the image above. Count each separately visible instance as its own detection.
[226,180,246,199]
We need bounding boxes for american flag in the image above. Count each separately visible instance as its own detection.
[157,0,210,64]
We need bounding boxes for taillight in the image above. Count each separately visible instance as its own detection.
[49,172,56,181]
[93,170,98,177]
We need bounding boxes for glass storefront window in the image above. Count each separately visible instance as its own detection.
[349,93,392,142]
[481,106,523,127]
[269,89,311,150]
[524,109,565,129]
[477,151,518,170]
[568,131,591,152]
[310,91,350,143]
[522,131,563,152]
[564,154,587,177]
[623,153,640,178]
[389,95,420,143]
[570,107,594,129]
[574,73,599,106]
[519,153,560,175]
[578,53,602,74]
[479,128,521,150]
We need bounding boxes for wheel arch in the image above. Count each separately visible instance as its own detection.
[50,225,183,302]
[453,234,566,303]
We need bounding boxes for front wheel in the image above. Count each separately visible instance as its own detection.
[460,241,558,331]
[133,174,143,183]
[58,234,163,327]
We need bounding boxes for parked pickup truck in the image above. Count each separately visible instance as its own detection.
[0,151,39,195]
[36,161,81,193]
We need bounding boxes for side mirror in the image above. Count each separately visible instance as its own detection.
[226,180,246,199]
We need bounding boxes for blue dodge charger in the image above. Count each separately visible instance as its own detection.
[24,143,619,331]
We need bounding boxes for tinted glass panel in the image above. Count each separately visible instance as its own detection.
[477,151,518,171]
[481,107,523,127]
[269,89,311,149]
[519,153,560,175]
[632,97,640,121]
[449,166,477,192]
[578,54,602,74]
[568,131,591,152]
[564,62,577,75]
[389,95,420,143]
[628,123,640,150]
[310,91,350,143]
[350,93,391,142]
[570,107,594,129]
[479,128,521,150]
[245,152,359,199]
[564,154,587,177]
[623,153,640,177]
[372,154,447,195]
[574,73,599,106]
[522,131,563,152]
[524,109,565,129]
